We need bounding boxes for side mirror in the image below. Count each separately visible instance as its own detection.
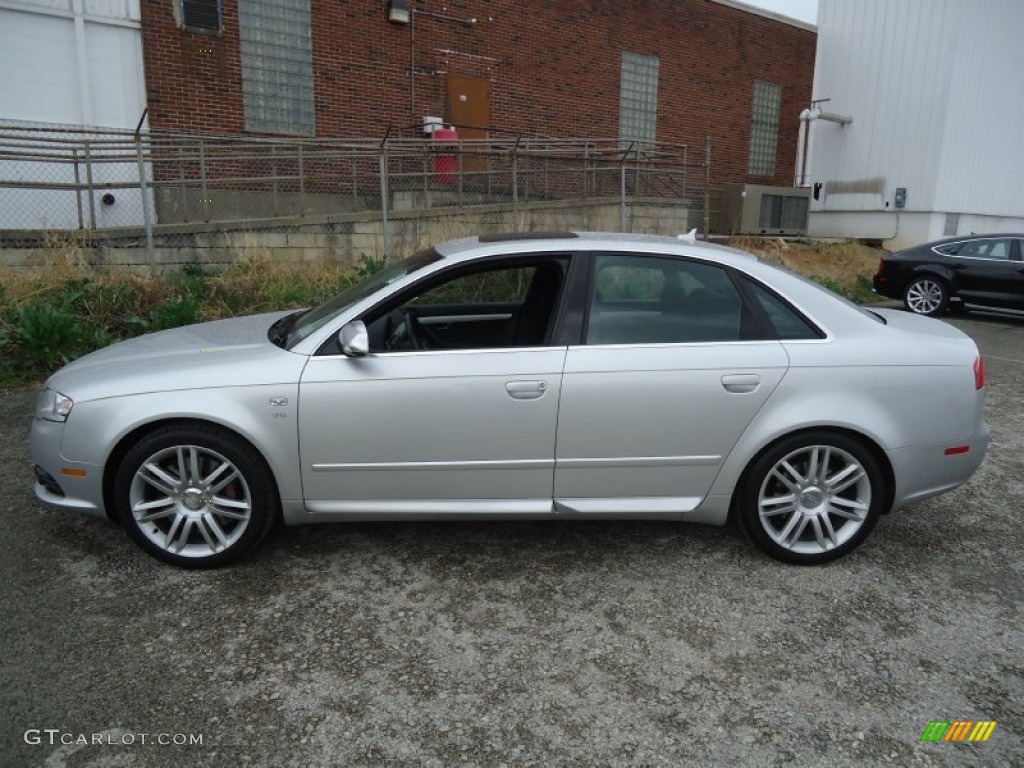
[339,321,369,357]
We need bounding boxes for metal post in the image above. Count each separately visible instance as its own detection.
[271,146,279,216]
[84,141,96,230]
[457,145,463,204]
[135,135,155,266]
[620,142,633,233]
[297,144,305,215]
[72,148,84,230]
[512,137,520,225]
[635,142,642,199]
[199,140,209,222]
[703,136,712,240]
[380,142,390,257]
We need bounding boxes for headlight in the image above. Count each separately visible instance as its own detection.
[36,388,74,422]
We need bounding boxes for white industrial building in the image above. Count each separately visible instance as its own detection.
[0,0,149,229]
[800,0,1024,248]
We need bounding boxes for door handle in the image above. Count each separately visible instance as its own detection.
[721,374,760,394]
[505,380,547,400]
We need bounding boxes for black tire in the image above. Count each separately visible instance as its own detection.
[737,431,885,565]
[903,276,949,317]
[113,423,278,568]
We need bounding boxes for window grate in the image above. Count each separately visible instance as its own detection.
[181,0,221,31]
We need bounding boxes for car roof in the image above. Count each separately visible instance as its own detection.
[434,231,761,268]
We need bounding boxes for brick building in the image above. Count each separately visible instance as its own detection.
[140,0,815,187]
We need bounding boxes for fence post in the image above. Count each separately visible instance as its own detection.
[72,148,84,230]
[703,136,712,240]
[379,138,390,257]
[512,137,520,228]
[135,135,155,267]
[619,142,634,233]
[199,140,209,222]
[297,144,305,216]
[84,140,96,230]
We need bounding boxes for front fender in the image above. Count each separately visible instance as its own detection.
[58,385,304,503]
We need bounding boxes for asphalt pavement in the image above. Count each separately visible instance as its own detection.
[1,311,1022,767]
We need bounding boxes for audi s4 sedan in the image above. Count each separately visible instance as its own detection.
[31,232,989,567]
[873,233,1024,316]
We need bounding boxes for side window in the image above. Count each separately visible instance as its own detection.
[586,254,747,344]
[934,242,961,256]
[955,239,1011,260]
[745,279,823,340]
[364,260,565,352]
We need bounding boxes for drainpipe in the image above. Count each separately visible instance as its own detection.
[795,107,852,189]
[795,108,811,187]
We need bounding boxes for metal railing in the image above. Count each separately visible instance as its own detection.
[0,124,713,257]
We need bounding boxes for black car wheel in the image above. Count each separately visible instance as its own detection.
[903,276,949,316]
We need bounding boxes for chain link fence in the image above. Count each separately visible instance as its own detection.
[0,123,716,265]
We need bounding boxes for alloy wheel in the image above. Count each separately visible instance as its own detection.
[757,444,872,556]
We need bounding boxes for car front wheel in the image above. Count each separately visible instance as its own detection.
[738,432,884,565]
[113,424,277,568]
[904,276,949,316]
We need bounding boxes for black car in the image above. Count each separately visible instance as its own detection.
[873,234,1024,316]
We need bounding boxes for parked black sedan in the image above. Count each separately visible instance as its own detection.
[873,234,1024,316]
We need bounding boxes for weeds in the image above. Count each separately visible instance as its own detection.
[0,238,886,387]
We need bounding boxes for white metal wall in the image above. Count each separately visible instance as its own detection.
[933,0,1024,219]
[0,0,148,229]
[807,0,1024,244]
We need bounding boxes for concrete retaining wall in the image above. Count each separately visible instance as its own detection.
[0,199,690,271]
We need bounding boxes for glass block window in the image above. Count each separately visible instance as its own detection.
[619,53,659,148]
[180,0,221,31]
[239,0,314,135]
[748,80,782,177]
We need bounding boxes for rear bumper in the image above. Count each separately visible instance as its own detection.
[872,273,901,300]
[886,421,990,512]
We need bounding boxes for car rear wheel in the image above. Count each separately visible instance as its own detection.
[113,424,277,568]
[904,276,949,316]
[738,432,884,565]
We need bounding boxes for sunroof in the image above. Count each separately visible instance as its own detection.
[477,231,579,243]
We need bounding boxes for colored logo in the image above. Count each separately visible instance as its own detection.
[920,721,997,742]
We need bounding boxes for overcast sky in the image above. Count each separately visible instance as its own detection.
[743,0,818,25]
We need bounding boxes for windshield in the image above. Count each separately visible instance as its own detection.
[285,248,443,349]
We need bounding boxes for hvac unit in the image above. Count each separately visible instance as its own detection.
[714,183,810,235]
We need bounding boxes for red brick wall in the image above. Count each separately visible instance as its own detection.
[140,0,815,186]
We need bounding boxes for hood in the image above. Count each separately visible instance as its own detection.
[45,311,308,401]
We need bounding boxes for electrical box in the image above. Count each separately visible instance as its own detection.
[894,187,907,209]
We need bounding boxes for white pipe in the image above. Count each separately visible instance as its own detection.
[795,108,811,187]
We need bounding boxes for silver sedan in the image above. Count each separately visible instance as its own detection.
[30,232,990,567]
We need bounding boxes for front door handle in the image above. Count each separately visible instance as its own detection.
[721,374,760,394]
[505,380,547,400]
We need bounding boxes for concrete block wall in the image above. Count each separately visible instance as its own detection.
[0,200,688,271]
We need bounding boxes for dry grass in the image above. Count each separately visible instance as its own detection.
[727,237,882,297]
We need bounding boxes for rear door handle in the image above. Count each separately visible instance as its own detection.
[721,374,760,394]
[505,380,548,400]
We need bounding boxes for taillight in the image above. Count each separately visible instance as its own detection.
[974,355,985,390]
[877,259,886,273]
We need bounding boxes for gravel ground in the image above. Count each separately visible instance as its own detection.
[1,312,1021,768]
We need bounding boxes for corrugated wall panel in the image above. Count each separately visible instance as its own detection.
[809,0,956,213]
[932,0,1024,218]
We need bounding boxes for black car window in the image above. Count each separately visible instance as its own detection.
[586,254,750,344]
[745,279,824,340]
[952,238,1012,261]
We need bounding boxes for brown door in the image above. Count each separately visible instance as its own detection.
[446,74,491,138]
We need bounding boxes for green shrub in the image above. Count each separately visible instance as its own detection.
[3,301,94,374]
[126,296,203,334]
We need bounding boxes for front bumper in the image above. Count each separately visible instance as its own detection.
[30,417,106,518]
